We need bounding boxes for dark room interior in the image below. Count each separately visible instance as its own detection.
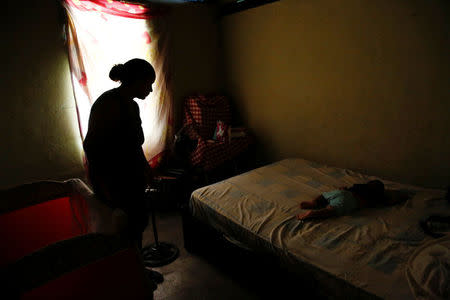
[1,0,449,299]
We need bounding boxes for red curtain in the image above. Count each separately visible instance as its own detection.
[65,0,167,19]
[63,0,173,169]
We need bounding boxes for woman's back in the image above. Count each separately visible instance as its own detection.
[83,88,144,174]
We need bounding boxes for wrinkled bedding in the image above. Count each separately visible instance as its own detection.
[190,158,449,299]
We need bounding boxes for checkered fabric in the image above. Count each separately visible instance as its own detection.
[182,95,252,172]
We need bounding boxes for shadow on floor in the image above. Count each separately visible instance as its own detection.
[143,210,319,300]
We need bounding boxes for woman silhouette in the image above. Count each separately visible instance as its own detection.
[83,58,155,249]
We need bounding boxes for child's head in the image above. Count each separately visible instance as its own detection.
[366,179,385,198]
[350,180,385,206]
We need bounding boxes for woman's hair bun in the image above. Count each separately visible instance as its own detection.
[109,64,125,82]
[108,59,155,84]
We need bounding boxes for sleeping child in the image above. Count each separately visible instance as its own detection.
[297,180,397,220]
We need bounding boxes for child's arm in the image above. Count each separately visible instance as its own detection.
[300,195,327,209]
[297,206,337,220]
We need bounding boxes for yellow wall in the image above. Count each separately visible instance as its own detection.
[220,0,450,188]
[168,4,225,126]
[3,0,448,189]
[1,1,223,189]
[2,0,84,189]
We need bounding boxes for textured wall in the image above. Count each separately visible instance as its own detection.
[220,0,450,188]
[168,3,225,129]
[1,0,84,189]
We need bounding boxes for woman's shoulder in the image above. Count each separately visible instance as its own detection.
[92,89,120,107]
[97,88,120,102]
[89,89,122,119]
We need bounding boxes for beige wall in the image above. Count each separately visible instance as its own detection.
[1,0,84,189]
[220,0,450,188]
[168,4,225,128]
[1,1,223,189]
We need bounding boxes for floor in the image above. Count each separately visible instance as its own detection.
[140,160,318,300]
[142,210,304,300]
[142,210,257,300]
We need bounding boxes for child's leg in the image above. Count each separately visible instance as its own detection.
[300,195,327,209]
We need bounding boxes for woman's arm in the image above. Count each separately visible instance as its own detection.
[138,148,154,186]
[297,206,337,220]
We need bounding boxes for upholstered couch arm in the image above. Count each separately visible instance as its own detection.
[2,233,155,298]
[2,234,126,294]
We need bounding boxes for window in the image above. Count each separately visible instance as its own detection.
[63,0,172,166]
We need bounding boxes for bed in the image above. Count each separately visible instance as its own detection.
[185,158,449,299]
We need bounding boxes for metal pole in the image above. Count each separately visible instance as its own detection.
[151,207,159,247]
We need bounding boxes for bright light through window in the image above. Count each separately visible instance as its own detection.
[64,1,173,165]
[68,8,154,138]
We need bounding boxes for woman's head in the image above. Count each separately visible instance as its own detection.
[109,58,156,99]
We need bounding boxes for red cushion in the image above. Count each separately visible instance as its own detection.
[0,197,83,266]
[183,95,231,139]
[21,248,152,300]
[183,95,252,171]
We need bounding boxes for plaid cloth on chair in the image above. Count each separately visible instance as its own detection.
[182,94,252,172]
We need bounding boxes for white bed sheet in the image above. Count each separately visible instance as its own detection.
[190,158,448,299]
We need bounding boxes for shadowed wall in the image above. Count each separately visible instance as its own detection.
[1,0,83,189]
[220,0,450,188]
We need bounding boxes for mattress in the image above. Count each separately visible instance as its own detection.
[189,158,449,299]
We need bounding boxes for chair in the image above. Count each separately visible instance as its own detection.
[180,94,253,175]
